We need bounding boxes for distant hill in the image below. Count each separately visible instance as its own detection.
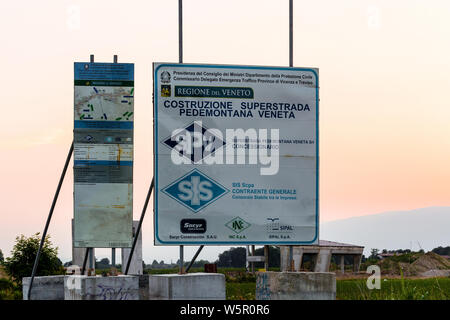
[321,206,450,256]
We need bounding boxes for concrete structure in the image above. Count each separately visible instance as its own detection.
[255,272,336,300]
[149,273,226,300]
[121,220,143,275]
[138,274,150,300]
[280,240,364,273]
[72,219,95,274]
[65,275,139,300]
[23,275,65,300]
[246,245,265,272]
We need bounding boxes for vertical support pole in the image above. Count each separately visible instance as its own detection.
[288,0,294,272]
[111,54,117,271]
[125,178,154,275]
[88,54,94,276]
[179,0,183,63]
[88,248,94,274]
[81,248,89,275]
[179,245,184,274]
[251,245,255,273]
[289,0,293,67]
[178,0,184,274]
[264,245,269,271]
[289,246,294,271]
[111,248,116,268]
[340,255,345,274]
[185,245,204,273]
[353,255,362,273]
[27,142,74,300]
[245,246,249,272]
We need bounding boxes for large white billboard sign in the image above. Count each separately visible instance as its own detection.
[153,63,318,245]
[73,62,134,248]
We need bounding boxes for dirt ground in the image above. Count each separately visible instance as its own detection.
[336,252,450,280]
[398,252,450,277]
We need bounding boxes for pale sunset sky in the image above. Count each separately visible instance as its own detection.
[0,0,449,262]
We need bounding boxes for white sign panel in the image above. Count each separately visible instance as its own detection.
[153,63,318,245]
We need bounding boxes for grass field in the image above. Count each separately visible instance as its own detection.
[0,267,21,300]
[226,277,450,300]
[130,268,450,300]
[336,277,450,300]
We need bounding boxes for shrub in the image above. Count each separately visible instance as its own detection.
[3,233,64,285]
[0,278,22,300]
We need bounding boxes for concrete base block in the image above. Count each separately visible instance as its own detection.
[256,272,336,300]
[149,273,226,300]
[22,276,65,300]
[65,275,139,300]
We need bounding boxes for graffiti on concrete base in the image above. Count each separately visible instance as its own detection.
[87,284,132,300]
[255,273,271,300]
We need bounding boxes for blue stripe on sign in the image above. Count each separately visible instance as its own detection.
[74,62,134,81]
[74,160,133,166]
[74,120,133,129]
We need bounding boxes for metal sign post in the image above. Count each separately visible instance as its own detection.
[87,53,95,276]
[179,245,184,274]
[288,0,294,272]
[178,0,184,274]
[111,54,118,271]
[251,245,255,273]
[185,245,204,273]
[176,0,208,274]
[27,142,74,299]
[264,246,269,271]
[124,178,154,275]
[179,0,183,64]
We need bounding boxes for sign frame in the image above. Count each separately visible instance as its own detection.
[153,62,319,246]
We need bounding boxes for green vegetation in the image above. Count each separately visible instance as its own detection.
[432,246,450,256]
[227,282,255,300]
[0,277,21,300]
[145,259,211,270]
[224,270,257,300]
[2,233,64,285]
[337,277,450,300]
[0,241,449,300]
[225,277,450,300]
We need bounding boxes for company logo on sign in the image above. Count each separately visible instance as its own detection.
[225,217,251,234]
[161,85,171,97]
[180,219,207,233]
[160,71,171,83]
[162,169,229,213]
[162,121,226,164]
[266,217,294,233]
